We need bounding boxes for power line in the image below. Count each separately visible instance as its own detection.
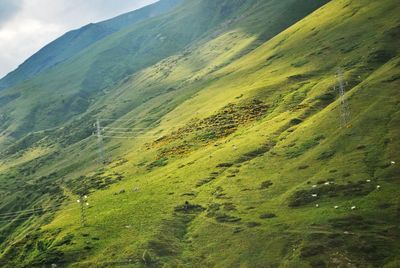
[0,207,78,223]
[0,200,78,218]
[0,202,81,221]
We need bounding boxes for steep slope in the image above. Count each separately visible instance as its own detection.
[0,0,399,267]
[0,0,183,90]
[0,0,328,142]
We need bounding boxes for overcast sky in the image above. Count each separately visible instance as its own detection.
[0,0,158,78]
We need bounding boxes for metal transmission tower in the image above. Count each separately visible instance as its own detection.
[336,69,351,128]
[96,119,107,164]
[77,195,88,227]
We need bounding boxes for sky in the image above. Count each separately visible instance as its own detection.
[0,0,158,78]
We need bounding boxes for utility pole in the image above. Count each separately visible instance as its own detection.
[336,68,351,128]
[96,119,107,164]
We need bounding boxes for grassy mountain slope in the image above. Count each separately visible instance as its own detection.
[0,0,328,143]
[0,0,182,90]
[0,0,399,267]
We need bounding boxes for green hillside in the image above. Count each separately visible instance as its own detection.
[0,0,182,91]
[0,0,328,141]
[0,0,399,267]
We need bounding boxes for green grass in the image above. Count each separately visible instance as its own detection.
[0,0,399,267]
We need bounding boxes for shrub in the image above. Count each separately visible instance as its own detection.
[174,202,204,214]
[216,162,233,168]
[300,245,325,258]
[298,165,310,170]
[317,150,335,160]
[290,118,303,125]
[196,177,216,187]
[215,213,241,223]
[291,59,309,67]
[246,222,261,228]
[260,180,273,189]
[260,213,277,219]
[147,157,168,170]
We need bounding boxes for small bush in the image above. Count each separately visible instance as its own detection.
[317,150,336,160]
[291,59,309,67]
[216,162,233,168]
[260,180,273,189]
[233,227,244,234]
[289,190,318,207]
[247,222,261,228]
[215,213,241,223]
[147,157,168,170]
[223,203,237,211]
[290,118,303,125]
[300,245,325,258]
[174,202,204,214]
[298,165,309,170]
[260,213,277,219]
[196,177,216,187]
[236,142,275,163]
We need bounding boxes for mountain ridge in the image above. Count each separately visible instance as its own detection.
[0,0,183,90]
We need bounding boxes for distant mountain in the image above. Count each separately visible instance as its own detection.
[0,0,183,90]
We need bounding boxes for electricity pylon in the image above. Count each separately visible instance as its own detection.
[336,68,351,128]
[96,119,107,164]
[78,195,89,227]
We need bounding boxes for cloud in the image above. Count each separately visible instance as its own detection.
[0,0,23,28]
[0,0,158,78]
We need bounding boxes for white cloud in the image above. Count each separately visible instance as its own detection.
[0,0,158,78]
